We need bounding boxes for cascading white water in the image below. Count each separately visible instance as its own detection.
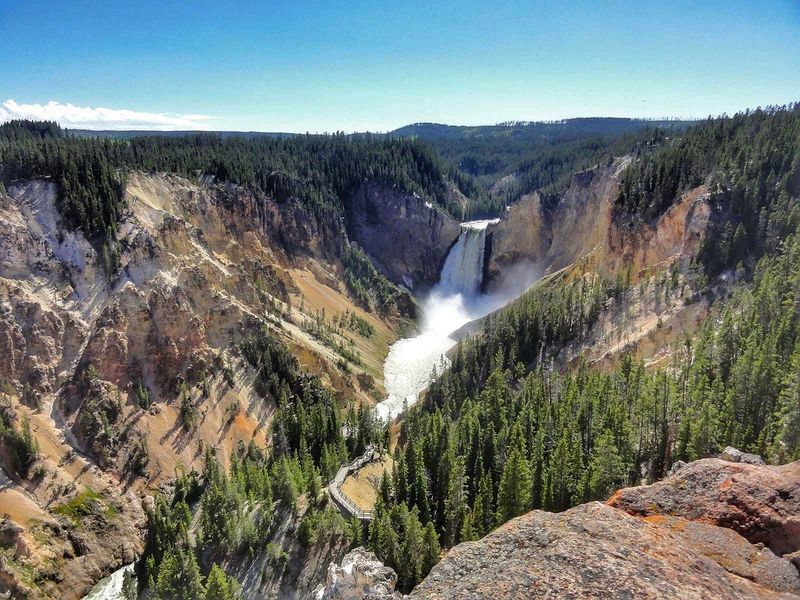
[82,563,135,600]
[376,219,499,421]
[437,223,491,296]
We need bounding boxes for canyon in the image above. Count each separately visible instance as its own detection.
[0,110,796,600]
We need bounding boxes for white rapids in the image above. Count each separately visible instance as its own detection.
[376,219,501,421]
[83,563,135,600]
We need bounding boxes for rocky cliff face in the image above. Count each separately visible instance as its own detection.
[410,454,800,599]
[485,157,711,287]
[483,191,549,288]
[0,173,407,598]
[481,157,714,370]
[213,503,353,600]
[346,183,462,290]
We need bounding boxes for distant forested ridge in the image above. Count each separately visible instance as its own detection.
[391,117,693,142]
[0,116,704,246]
[0,120,471,288]
[69,128,295,140]
[392,117,695,214]
[0,119,467,222]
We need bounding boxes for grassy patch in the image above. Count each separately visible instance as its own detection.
[340,456,393,511]
[52,488,103,525]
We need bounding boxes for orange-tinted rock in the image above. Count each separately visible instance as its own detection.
[412,458,800,599]
[608,458,800,556]
[646,515,800,595]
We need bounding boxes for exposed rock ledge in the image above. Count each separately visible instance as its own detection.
[408,453,800,599]
[315,547,402,600]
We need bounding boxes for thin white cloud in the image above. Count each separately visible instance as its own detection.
[0,99,217,131]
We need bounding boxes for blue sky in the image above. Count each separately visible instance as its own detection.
[1,0,798,131]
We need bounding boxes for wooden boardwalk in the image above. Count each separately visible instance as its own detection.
[327,446,376,521]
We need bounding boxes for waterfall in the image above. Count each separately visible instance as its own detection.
[437,219,497,297]
[375,218,499,422]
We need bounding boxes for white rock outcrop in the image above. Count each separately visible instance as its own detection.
[719,446,766,465]
[315,547,401,600]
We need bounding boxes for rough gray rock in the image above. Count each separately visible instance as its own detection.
[411,502,796,599]
[719,446,766,465]
[316,547,401,600]
[668,459,687,475]
[411,458,800,599]
[346,183,461,289]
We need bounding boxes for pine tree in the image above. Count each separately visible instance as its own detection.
[379,514,400,572]
[204,564,235,600]
[771,340,800,461]
[379,470,392,505]
[155,548,204,600]
[121,570,137,600]
[400,510,423,589]
[273,457,299,512]
[495,446,532,525]
[459,509,476,542]
[530,428,545,509]
[473,471,495,536]
[587,429,626,500]
[412,456,431,523]
[421,521,441,577]
[443,456,468,546]
[307,467,323,506]
[18,414,38,474]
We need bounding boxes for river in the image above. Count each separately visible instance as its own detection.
[376,219,503,421]
[83,563,135,599]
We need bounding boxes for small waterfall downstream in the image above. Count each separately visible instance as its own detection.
[376,219,498,421]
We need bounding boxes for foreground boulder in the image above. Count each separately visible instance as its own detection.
[411,457,800,599]
[644,515,800,595]
[411,502,797,599]
[719,446,766,465]
[608,457,800,557]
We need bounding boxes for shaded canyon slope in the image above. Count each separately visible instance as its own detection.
[410,455,800,599]
[346,182,463,291]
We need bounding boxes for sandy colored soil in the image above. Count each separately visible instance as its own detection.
[340,456,393,511]
[288,266,400,399]
[0,488,49,526]
[132,373,270,485]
